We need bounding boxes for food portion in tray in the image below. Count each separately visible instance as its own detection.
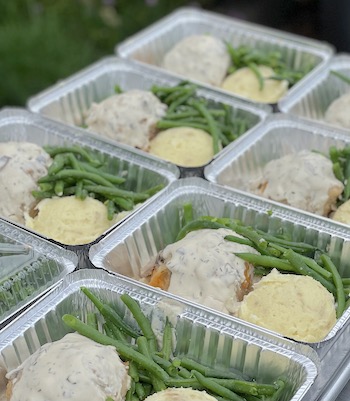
[142,204,349,343]
[247,146,350,225]
[160,34,313,104]
[0,142,162,245]
[324,70,350,130]
[3,287,287,401]
[84,82,250,168]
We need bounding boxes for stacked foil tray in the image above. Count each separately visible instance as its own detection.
[27,56,271,178]
[116,6,334,108]
[1,5,350,401]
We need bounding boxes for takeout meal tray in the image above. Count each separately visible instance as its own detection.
[87,176,350,400]
[0,268,319,401]
[204,112,350,225]
[116,7,334,108]
[26,56,270,178]
[0,218,77,328]
[278,54,350,130]
[0,107,179,253]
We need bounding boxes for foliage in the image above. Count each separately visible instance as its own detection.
[0,0,215,107]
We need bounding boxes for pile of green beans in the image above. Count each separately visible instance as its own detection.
[176,211,349,319]
[151,82,249,155]
[33,145,163,220]
[226,44,314,88]
[63,288,285,401]
[329,145,350,205]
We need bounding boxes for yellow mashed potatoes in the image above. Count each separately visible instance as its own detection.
[148,127,214,167]
[238,269,336,342]
[221,65,289,103]
[332,199,350,224]
[25,196,116,245]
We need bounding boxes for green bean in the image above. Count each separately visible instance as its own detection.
[234,253,294,272]
[113,196,134,211]
[212,378,277,396]
[224,234,255,247]
[66,153,82,170]
[75,180,84,199]
[129,360,140,383]
[166,109,225,120]
[54,180,64,196]
[105,321,129,344]
[159,318,173,361]
[268,379,286,401]
[153,355,179,378]
[192,371,246,401]
[43,145,101,167]
[182,203,194,228]
[343,179,350,202]
[80,287,140,338]
[83,185,149,202]
[86,312,98,329]
[178,357,206,374]
[137,336,167,392]
[255,230,317,254]
[283,249,336,294]
[175,219,227,241]
[114,84,123,94]
[78,161,126,184]
[32,190,55,199]
[248,62,264,90]
[157,119,210,132]
[142,184,164,197]
[106,397,114,401]
[320,254,346,317]
[176,366,192,379]
[203,368,248,381]
[333,162,345,182]
[47,154,68,175]
[135,382,146,400]
[38,169,115,188]
[189,100,221,154]
[62,314,169,382]
[107,200,116,220]
[167,87,197,113]
[126,380,136,401]
[121,293,158,353]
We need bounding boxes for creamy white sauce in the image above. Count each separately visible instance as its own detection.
[0,142,51,224]
[6,333,130,401]
[161,35,231,87]
[158,228,258,314]
[249,150,344,216]
[85,90,167,150]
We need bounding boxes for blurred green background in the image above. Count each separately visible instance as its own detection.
[0,0,217,107]
[0,0,344,108]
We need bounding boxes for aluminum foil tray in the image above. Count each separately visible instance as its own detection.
[204,113,350,225]
[279,54,350,130]
[0,268,318,401]
[0,108,179,252]
[27,56,270,178]
[89,177,350,400]
[0,218,77,328]
[116,7,333,107]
